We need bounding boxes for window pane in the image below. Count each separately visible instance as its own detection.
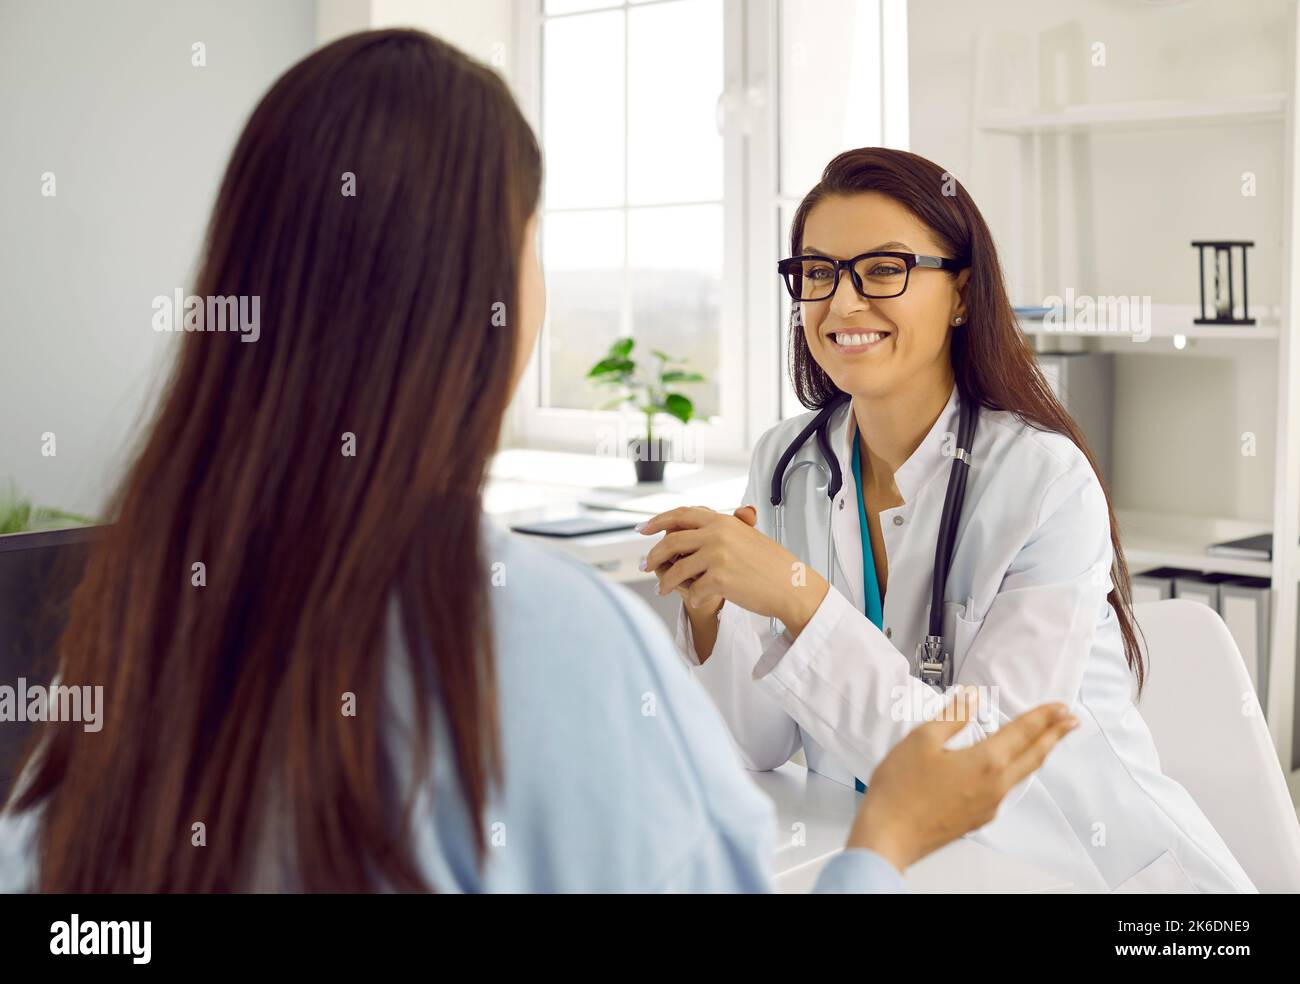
[627,0,723,204]
[779,0,883,199]
[545,0,617,14]
[542,210,627,410]
[779,203,803,419]
[628,205,721,418]
[543,10,625,209]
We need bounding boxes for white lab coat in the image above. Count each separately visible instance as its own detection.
[675,384,1255,893]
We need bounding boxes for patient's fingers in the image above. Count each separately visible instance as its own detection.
[985,703,1072,759]
[1002,714,1078,788]
[975,703,1077,790]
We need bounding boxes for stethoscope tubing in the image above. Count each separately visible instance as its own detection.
[769,392,978,665]
[928,397,977,638]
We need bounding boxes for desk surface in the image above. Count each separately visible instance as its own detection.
[488,448,747,514]
[752,762,1075,894]
[487,449,747,583]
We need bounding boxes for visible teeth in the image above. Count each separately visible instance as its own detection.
[834,332,886,346]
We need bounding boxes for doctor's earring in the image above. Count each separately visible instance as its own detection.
[952,316,965,326]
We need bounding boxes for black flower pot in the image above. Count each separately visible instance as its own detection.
[628,436,669,483]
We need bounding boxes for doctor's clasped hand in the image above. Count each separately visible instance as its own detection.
[639,505,829,647]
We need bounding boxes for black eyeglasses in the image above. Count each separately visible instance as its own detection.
[777,251,968,301]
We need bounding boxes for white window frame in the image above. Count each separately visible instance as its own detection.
[507,0,908,461]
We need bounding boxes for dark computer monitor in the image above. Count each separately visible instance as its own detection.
[0,526,103,804]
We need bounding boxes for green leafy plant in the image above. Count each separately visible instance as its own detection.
[0,485,95,535]
[586,337,707,449]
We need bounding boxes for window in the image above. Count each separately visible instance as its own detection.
[540,0,724,418]
[511,0,908,458]
[774,0,910,418]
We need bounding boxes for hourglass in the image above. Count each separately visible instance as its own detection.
[1192,240,1255,325]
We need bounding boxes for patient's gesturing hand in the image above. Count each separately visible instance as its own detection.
[846,690,1078,872]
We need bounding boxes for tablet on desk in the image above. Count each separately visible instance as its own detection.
[510,514,640,538]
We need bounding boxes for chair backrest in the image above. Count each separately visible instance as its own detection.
[1133,598,1300,893]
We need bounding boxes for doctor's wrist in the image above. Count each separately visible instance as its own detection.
[776,571,829,639]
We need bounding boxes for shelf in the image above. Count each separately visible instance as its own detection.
[978,93,1286,134]
[1117,509,1275,580]
[1017,304,1279,342]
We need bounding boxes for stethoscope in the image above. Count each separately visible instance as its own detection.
[768,391,978,691]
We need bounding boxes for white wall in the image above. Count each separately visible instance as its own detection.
[317,0,372,43]
[0,0,318,518]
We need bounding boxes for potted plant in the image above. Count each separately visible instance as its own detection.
[586,337,706,483]
[0,485,95,535]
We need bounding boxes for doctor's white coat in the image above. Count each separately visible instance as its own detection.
[675,384,1254,893]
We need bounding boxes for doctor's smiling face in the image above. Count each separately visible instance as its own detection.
[798,191,969,402]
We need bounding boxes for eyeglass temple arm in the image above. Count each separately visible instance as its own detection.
[915,255,969,271]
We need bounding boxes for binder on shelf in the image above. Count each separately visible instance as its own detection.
[1134,569,1272,712]
[1172,571,1240,610]
[1131,566,1202,605]
[1207,532,1272,561]
[1217,577,1272,708]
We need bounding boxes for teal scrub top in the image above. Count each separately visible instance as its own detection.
[851,433,884,794]
[851,434,885,628]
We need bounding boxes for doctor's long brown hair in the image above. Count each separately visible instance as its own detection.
[10,30,541,891]
[788,147,1145,691]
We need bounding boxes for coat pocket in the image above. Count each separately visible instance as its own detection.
[1113,850,1198,894]
[943,599,985,677]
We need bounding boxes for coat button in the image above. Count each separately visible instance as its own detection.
[885,627,892,639]
[838,498,845,510]
[892,515,904,526]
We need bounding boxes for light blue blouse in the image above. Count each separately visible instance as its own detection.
[0,521,904,894]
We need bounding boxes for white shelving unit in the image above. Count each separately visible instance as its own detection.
[968,4,1300,778]
[1017,304,1281,342]
[978,93,1287,134]
[1115,510,1275,581]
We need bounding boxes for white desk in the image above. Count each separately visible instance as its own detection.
[754,762,1075,894]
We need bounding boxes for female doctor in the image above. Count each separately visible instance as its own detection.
[641,147,1254,894]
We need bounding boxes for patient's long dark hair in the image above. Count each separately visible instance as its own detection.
[12,29,541,891]
[788,148,1144,691]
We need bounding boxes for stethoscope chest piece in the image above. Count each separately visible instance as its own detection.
[916,634,952,691]
[768,390,978,692]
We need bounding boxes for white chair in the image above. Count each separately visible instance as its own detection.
[1133,598,1300,892]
